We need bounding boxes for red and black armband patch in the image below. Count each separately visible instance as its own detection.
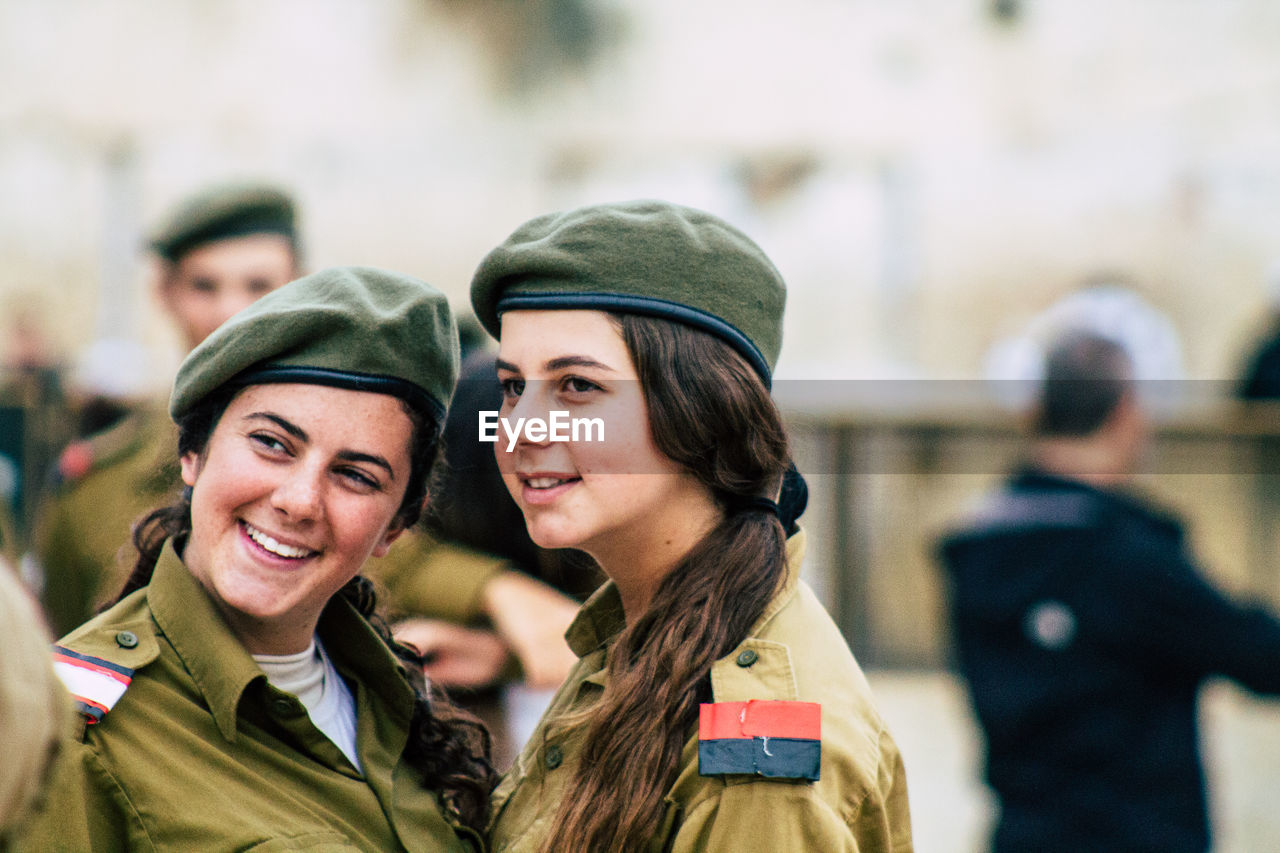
[52,646,135,724]
[698,700,821,781]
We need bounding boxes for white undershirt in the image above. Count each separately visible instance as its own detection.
[254,638,362,772]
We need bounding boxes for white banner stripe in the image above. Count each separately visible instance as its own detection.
[54,660,130,711]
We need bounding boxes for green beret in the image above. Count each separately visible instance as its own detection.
[170,266,459,422]
[469,200,786,384]
[149,181,297,262]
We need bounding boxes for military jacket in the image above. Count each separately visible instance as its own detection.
[488,531,914,853]
[14,543,480,853]
[368,535,511,624]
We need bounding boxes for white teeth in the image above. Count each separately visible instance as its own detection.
[244,524,314,559]
[526,477,568,489]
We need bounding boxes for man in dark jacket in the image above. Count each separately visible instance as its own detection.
[939,331,1280,853]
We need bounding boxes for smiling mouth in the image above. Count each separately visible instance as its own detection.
[518,475,582,505]
[524,476,579,490]
[242,522,319,560]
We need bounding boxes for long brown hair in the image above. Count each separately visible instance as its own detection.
[121,385,497,834]
[540,314,791,852]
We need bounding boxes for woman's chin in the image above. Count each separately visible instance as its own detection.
[526,522,587,553]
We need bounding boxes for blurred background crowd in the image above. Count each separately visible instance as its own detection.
[4,1,1280,850]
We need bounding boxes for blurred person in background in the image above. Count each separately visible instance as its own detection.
[939,331,1280,853]
[471,200,911,852]
[14,267,495,851]
[29,180,301,636]
[0,558,66,851]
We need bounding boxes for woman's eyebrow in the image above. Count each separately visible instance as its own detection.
[545,356,615,373]
[336,451,396,481]
[247,412,308,441]
[495,356,615,373]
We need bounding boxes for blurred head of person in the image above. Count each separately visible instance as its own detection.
[150,182,301,351]
[1031,331,1147,485]
[0,565,64,844]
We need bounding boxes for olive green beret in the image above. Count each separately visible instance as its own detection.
[149,181,297,262]
[470,200,786,384]
[171,266,459,422]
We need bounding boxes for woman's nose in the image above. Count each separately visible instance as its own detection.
[271,468,323,520]
[506,381,554,447]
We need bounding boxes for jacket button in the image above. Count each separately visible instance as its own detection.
[545,744,564,770]
[271,697,297,716]
[736,649,758,667]
[115,631,139,649]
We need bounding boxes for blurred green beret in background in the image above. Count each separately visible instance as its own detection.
[469,199,787,385]
[170,266,459,422]
[148,181,297,262]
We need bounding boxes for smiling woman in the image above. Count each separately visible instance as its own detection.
[14,267,496,852]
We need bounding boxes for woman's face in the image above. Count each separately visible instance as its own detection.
[158,234,297,351]
[180,382,413,654]
[495,310,716,568]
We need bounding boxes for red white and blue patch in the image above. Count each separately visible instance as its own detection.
[698,700,821,781]
[52,646,135,724]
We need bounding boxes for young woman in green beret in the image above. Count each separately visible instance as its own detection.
[15,267,495,852]
[470,201,914,852]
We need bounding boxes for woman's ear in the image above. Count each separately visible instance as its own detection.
[180,450,201,487]
[371,523,406,558]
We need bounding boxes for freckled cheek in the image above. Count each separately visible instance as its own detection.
[578,430,658,476]
[331,497,399,546]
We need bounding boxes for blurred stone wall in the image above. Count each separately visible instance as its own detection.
[2,0,1280,387]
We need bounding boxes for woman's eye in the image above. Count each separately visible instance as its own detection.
[250,433,288,453]
[500,378,526,399]
[563,376,600,394]
[339,468,380,490]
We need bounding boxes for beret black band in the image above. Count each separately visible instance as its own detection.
[157,218,296,263]
[227,365,446,422]
[498,291,772,388]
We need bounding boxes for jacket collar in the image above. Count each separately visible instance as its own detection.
[315,590,416,728]
[148,542,415,742]
[563,528,808,659]
[1013,465,1181,532]
[148,541,265,743]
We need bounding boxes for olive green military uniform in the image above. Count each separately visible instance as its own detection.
[0,501,20,573]
[32,406,180,637]
[488,531,914,853]
[368,535,510,624]
[15,542,480,852]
